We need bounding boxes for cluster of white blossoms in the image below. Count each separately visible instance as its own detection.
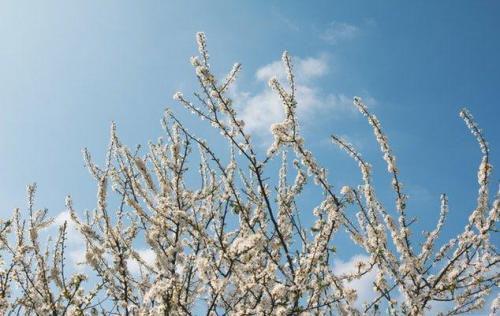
[0,185,100,315]
[0,33,498,315]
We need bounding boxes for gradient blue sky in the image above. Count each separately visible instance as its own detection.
[0,1,498,308]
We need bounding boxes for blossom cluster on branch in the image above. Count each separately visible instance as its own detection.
[0,33,498,315]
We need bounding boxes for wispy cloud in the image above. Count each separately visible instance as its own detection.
[320,21,359,44]
[272,9,300,32]
[255,55,329,83]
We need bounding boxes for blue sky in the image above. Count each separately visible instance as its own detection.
[0,0,499,311]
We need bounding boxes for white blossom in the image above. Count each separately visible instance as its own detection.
[0,32,497,316]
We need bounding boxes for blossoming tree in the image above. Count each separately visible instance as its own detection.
[0,33,498,315]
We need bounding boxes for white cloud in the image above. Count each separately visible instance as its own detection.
[255,55,328,83]
[235,87,283,134]
[48,211,88,271]
[334,256,495,314]
[128,248,156,275]
[53,212,157,275]
[232,55,366,138]
[53,211,81,246]
[334,254,378,309]
[321,21,359,44]
[52,211,159,276]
